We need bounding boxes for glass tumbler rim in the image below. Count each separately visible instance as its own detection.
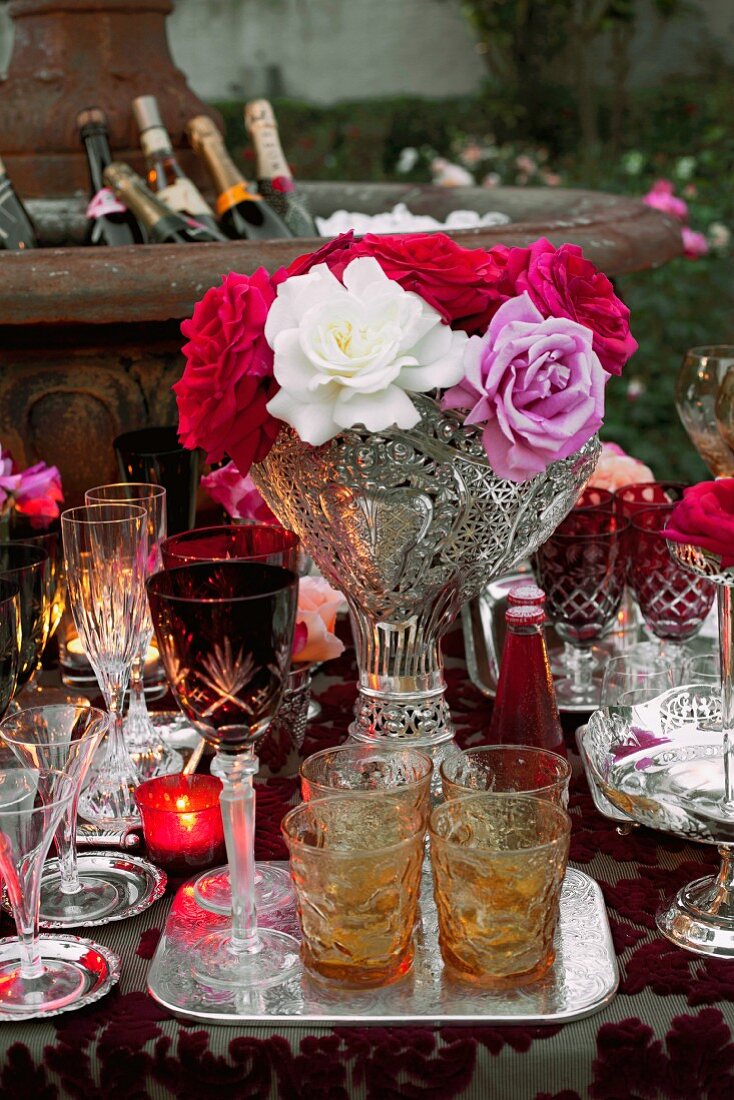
[439,744,571,794]
[60,502,147,526]
[300,744,434,790]
[549,515,628,541]
[429,791,571,854]
[0,542,49,572]
[161,523,299,564]
[683,345,734,361]
[281,793,425,857]
[135,772,222,813]
[113,425,185,457]
[147,560,299,604]
[0,703,107,748]
[84,482,167,504]
[630,503,675,532]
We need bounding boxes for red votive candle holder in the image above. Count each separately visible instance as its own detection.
[135,774,226,879]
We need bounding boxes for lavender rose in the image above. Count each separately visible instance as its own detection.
[442,293,606,483]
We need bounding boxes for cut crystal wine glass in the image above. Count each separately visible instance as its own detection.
[61,503,149,827]
[148,560,300,988]
[160,523,300,917]
[85,483,181,780]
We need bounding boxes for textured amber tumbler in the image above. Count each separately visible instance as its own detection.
[440,746,571,808]
[300,745,433,827]
[430,793,570,986]
[282,795,425,988]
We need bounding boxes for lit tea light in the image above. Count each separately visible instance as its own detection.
[135,773,225,879]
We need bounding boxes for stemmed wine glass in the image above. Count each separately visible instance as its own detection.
[0,543,50,695]
[160,522,300,917]
[147,560,300,988]
[628,505,715,669]
[0,704,163,927]
[534,509,628,707]
[675,346,734,477]
[84,483,182,780]
[61,503,149,827]
[0,579,21,718]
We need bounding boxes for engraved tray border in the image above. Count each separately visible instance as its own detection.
[147,865,619,1027]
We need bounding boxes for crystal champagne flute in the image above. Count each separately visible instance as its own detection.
[61,503,149,826]
[147,560,299,988]
[84,483,181,780]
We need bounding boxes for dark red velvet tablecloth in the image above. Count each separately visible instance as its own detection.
[1,636,733,1100]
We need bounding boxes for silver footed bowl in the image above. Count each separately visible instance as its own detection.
[254,394,599,747]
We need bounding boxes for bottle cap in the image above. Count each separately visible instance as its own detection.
[77,106,108,131]
[132,95,165,134]
[508,582,546,606]
[186,115,223,150]
[505,605,545,627]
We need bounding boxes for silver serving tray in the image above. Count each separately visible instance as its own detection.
[147,863,618,1026]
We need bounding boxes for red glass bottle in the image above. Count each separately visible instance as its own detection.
[488,604,566,757]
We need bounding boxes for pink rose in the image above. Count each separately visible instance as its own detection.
[498,239,637,376]
[588,442,654,492]
[292,576,346,664]
[175,269,282,477]
[285,231,509,336]
[643,180,688,222]
[12,462,64,521]
[665,479,734,567]
[442,293,605,483]
[681,227,709,260]
[201,461,280,525]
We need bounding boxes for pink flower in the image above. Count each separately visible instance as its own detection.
[442,293,606,482]
[498,238,637,376]
[588,442,654,492]
[681,227,709,260]
[0,445,21,511]
[175,269,282,477]
[643,180,688,221]
[284,231,509,336]
[12,462,64,521]
[201,461,280,525]
[292,577,346,664]
[665,478,734,567]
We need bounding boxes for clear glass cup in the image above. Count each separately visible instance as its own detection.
[429,793,570,986]
[61,503,149,827]
[282,794,425,988]
[300,745,433,826]
[84,482,181,780]
[0,758,76,1013]
[601,652,678,707]
[440,746,571,808]
[0,578,21,719]
[675,346,734,477]
[147,560,300,989]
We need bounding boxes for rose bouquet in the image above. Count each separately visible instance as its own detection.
[175,232,636,485]
[175,231,635,746]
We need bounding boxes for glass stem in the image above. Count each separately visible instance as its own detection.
[10,861,44,980]
[126,653,152,752]
[564,642,595,694]
[56,802,81,895]
[212,749,260,954]
[718,586,734,808]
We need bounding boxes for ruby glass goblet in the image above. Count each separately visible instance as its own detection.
[147,560,300,988]
[534,509,628,707]
[160,522,300,917]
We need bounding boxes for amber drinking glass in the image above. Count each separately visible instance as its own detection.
[430,793,570,986]
[440,746,571,808]
[300,745,433,827]
[282,794,425,988]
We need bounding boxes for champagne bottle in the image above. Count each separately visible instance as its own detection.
[103,162,224,245]
[77,107,145,246]
[132,95,227,242]
[0,155,37,251]
[244,99,316,237]
[186,116,292,241]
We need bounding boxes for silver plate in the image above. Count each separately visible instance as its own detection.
[32,852,167,930]
[0,934,120,1021]
[575,724,632,824]
[148,864,618,1026]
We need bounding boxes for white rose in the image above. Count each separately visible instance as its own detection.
[264,257,468,446]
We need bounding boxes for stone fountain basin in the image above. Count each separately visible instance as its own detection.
[0,183,681,504]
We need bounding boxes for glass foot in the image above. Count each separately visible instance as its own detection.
[39,874,123,926]
[33,854,167,930]
[0,956,85,1013]
[657,870,734,958]
[0,935,120,1020]
[194,863,294,916]
[192,927,300,989]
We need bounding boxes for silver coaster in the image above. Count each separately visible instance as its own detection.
[0,934,120,1021]
[31,852,167,930]
[148,864,618,1026]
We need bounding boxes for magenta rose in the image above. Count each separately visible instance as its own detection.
[13,462,64,521]
[285,231,509,335]
[175,269,281,477]
[665,479,734,567]
[201,461,280,525]
[442,293,605,483]
[681,227,709,260]
[643,180,688,222]
[499,238,637,377]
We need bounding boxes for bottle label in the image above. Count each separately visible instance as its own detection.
[86,187,128,219]
[253,128,292,182]
[140,126,173,158]
[216,183,261,216]
[159,178,214,217]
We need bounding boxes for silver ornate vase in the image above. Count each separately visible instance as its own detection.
[253,395,598,748]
